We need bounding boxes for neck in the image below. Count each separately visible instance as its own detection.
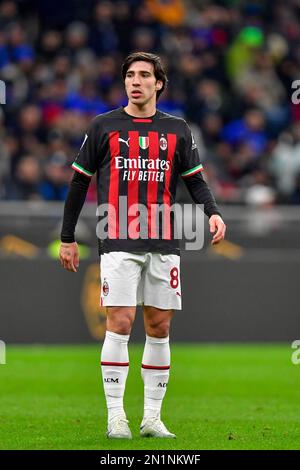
[124,102,156,118]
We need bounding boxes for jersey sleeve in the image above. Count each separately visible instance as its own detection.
[179,121,204,179]
[71,118,100,178]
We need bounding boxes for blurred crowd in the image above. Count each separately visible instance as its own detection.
[0,0,300,206]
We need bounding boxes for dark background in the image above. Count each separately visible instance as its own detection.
[0,202,298,343]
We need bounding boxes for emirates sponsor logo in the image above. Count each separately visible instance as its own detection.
[115,156,170,171]
[115,155,170,182]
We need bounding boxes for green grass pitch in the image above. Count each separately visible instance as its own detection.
[0,344,300,450]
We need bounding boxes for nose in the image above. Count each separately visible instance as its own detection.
[132,75,141,86]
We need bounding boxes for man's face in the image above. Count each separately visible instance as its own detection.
[124,61,162,106]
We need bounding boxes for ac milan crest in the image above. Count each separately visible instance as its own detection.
[159,136,167,151]
[103,280,109,296]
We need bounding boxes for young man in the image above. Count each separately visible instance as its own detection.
[59,52,226,439]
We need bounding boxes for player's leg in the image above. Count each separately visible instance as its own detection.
[101,307,135,414]
[101,306,135,439]
[100,252,143,439]
[140,306,176,438]
[139,253,181,437]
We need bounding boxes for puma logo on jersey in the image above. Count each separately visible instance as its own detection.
[118,137,130,147]
[191,132,197,150]
[80,133,88,150]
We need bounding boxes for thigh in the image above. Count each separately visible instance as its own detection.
[143,253,182,310]
[143,305,174,330]
[100,251,144,307]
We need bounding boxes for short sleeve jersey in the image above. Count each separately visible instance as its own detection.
[72,107,204,254]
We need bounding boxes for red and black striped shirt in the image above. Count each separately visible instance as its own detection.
[71,107,206,254]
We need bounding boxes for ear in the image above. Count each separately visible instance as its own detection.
[156,81,163,90]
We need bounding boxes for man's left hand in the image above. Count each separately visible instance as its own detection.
[209,214,226,245]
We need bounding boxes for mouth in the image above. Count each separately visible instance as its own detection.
[131,90,142,97]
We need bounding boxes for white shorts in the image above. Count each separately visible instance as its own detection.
[100,251,181,310]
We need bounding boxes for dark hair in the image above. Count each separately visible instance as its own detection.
[121,52,168,100]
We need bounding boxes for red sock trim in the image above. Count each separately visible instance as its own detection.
[141,364,170,370]
[101,361,129,366]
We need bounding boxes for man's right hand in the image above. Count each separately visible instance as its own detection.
[59,242,80,273]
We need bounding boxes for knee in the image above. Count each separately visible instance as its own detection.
[146,318,170,338]
[106,309,134,335]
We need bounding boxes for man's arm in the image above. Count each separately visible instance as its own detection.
[59,171,90,272]
[178,121,226,245]
[183,171,226,245]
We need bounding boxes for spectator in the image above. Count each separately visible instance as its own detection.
[0,0,299,208]
[39,153,70,201]
[5,155,41,200]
